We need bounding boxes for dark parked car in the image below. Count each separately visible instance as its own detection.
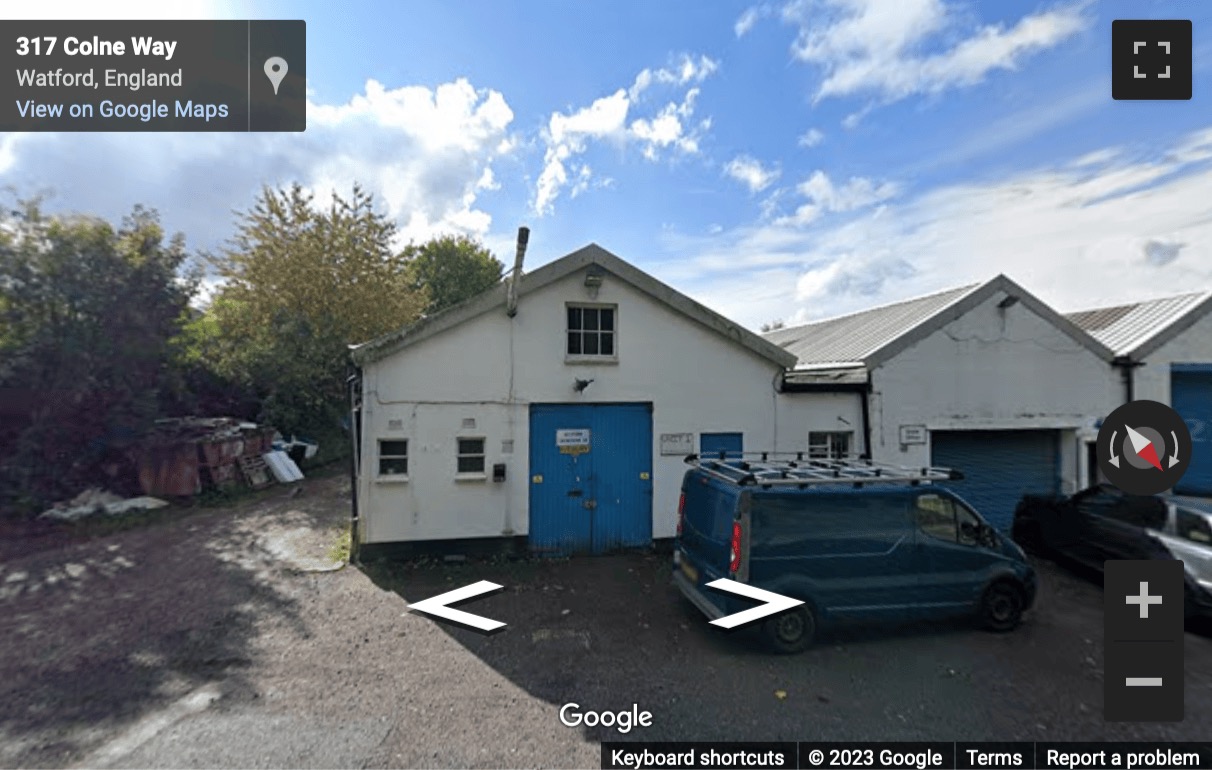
[673,454,1036,653]
[1012,483,1212,619]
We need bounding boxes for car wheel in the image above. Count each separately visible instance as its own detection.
[981,581,1025,632]
[762,606,816,654]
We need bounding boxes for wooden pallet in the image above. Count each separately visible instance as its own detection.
[238,454,274,489]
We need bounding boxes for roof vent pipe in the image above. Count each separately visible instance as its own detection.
[506,226,529,317]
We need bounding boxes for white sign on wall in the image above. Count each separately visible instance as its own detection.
[899,425,928,445]
[556,429,591,455]
[660,432,694,455]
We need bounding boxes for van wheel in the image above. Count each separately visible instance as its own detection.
[763,607,816,654]
[981,582,1024,632]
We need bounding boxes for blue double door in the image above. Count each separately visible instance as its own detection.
[529,403,653,555]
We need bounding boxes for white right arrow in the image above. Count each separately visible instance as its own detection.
[706,579,804,629]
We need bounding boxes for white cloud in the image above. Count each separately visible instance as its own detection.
[665,126,1212,328]
[774,170,898,226]
[735,4,774,37]
[3,77,516,258]
[534,55,719,215]
[774,0,1088,108]
[798,128,825,147]
[725,155,781,193]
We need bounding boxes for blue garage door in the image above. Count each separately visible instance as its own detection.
[529,403,653,555]
[1172,367,1212,495]
[930,430,1060,532]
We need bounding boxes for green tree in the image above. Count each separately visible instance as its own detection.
[0,199,194,512]
[402,234,504,314]
[199,183,427,437]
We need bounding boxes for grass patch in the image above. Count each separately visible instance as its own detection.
[328,526,352,563]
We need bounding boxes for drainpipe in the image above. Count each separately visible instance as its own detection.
[504,226,528,538]
[1113,355,1143,404]
[860,378,873,460]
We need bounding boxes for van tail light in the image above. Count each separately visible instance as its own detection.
[676,493,686,536]
[729,520,742,575]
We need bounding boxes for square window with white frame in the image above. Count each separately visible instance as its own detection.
[378,439,408,477]
[808,431,852,460]
[566,304,616,358]
[457,437,486,475]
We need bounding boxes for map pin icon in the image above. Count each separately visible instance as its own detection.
[264,57,288,95]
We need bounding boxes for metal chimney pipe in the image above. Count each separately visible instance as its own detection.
[506,226,529,317]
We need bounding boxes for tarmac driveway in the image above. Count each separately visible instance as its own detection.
[2,474,1212,769]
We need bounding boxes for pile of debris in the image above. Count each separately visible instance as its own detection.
[40,488,169,522]
[134,417,306,497]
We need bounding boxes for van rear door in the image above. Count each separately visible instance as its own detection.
[676,471,740,592]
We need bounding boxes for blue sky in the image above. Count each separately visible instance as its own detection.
[5,0,1212,328]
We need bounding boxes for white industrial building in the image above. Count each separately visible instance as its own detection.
[349,243,857,555]
[1066,291,1212,494]
[765,275,1122,530]
[349,241,1211,554]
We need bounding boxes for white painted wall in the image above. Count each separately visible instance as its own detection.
[1132,310,1212,405]
[869,290,1122,493]
[357,267,844,545]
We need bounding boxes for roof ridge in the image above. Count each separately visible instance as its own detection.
[767,279,984,334]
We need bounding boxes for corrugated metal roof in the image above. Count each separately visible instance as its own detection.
[1065,291,1212,357]
[783,366,868,386]
[763,283,981,367]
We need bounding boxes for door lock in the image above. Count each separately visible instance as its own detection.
[583,500,597,510]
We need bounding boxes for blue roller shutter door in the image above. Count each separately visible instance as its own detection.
[930,430,1061,532]
[1172,367,1212,495]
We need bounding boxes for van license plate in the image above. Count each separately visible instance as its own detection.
[681,560,698,583]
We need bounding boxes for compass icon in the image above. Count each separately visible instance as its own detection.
[1097,400,1192,495]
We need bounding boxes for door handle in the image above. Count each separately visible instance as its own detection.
[567,489,582,497]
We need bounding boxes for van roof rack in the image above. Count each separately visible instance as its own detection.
[683,452,963,488]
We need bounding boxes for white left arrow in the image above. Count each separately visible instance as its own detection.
[408,580,505,631]
[706,579,805,629]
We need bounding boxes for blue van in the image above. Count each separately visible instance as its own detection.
[673,454,1037,653]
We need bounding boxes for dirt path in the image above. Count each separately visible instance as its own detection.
[0,471,353,768]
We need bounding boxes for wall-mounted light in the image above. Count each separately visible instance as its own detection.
[997,295,1020,309]
[584,267,604,298]
[574,378,594,393]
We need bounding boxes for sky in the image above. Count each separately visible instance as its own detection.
[4,0,1212,329]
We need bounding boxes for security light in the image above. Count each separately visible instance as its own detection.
[997,295,1020,309]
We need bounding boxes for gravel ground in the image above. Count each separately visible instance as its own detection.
[1,472,1211,769]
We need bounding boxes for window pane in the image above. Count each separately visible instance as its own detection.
[458,456,486,473]
[584,333,599,355]
[458,438,485,455]
[600,332,614,356]
[600,308,614,331]
[567,306,582,330]
[380,440,408,457]
[583,307,599,331]
[916,495,957,541]
[833,433,851,458]
[567,332,582,355]
[379,457,408,475]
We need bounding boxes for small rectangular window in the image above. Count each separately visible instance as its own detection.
[457,437,486,475]
[808,431,852,460]
[378,439,408,476]
[566,304,616,358]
